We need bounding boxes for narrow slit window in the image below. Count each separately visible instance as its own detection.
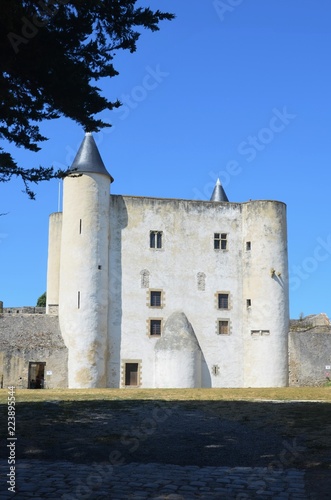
[79,219,82,234]
[212,365,219,376]
[77,291,81,309]
[218,293,229,309]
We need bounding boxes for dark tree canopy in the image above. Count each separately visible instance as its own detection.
[0,1,174,198]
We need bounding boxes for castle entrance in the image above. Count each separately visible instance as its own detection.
[125,363,138,386]
[28,362,45,389]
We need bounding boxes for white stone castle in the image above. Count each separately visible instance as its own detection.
[46,133,289,389]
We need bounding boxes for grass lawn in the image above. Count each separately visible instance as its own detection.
[1,386,331,403]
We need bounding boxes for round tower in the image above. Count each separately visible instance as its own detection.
[242,200,289,387]
[59,133,113,388]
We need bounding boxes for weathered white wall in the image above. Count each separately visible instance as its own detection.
[108,195,289,389]
[59,173,110,388]
[242,201,289,387]
[46,212,62,314]
[109,196,242,388]
[155,311,202,388]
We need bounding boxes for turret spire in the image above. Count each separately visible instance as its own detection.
[210,178,229,202]
[69,132,114,182]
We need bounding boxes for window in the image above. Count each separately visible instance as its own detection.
[150,319,162,336]
[197,272,206,291]
[214,233,227,250]
[218,320,229,335]
[246,299,251,308]
[218,293,229,309]
[251,330,270,337]
[140,269,150,289]
[77,291,81,309]
[150,231,162,249]
[150,291,162,307]
[246,241,251,251]
[79,219,82,234]
[212,365,220,376]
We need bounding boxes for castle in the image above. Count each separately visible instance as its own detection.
[45,132,289,388]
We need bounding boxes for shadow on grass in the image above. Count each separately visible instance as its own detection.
[1,399,331,473]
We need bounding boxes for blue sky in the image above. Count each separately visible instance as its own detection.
[1,0,331,319]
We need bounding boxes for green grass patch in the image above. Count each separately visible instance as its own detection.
[1,386,331,404]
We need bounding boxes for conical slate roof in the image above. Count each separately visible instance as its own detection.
[69,132,114,182]
[210,178,229,202]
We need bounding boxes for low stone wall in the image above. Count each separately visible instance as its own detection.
[0,314,67,389]
[289,330,331,386]
[2,306,46,314]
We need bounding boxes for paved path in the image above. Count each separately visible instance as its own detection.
[0,459,310,499]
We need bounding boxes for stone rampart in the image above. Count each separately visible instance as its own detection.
[3,306,46,314]
[0,313,67,389]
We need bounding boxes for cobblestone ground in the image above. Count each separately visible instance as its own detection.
[0,459,310,499]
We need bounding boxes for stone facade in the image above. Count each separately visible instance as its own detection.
[289,314,331,386]
[0,313,67,389]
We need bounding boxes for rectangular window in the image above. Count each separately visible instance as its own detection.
[246,241,251,251]
[218,293,229,309]
[150,231,163,249]
[150,291,162,307]
[214,233,227,250]
[251,330,270,336]
[246,299,251,308]
[150,319,162,336]
[77,291,81,309]
[218,320,229,335]
[79,219,82,234]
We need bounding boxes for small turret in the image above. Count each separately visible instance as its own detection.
[210,178,229,202]
[69,132,114,181]
[58,132,111,388]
